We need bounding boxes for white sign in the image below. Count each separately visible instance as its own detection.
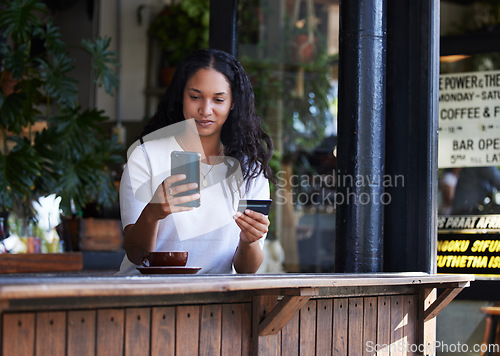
[438,70,500,168]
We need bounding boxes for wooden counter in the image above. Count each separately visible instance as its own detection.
[0,273,472,355]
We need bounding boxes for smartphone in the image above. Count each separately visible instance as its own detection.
[171,151,201,207]
[237,199,272,215]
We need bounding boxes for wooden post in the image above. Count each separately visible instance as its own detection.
[252,295,280,356]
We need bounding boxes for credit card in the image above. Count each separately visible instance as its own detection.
[237,199,272,215]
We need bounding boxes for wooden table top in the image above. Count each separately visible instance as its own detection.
[0,272,473,301]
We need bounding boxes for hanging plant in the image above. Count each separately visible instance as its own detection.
[147,0,209,68]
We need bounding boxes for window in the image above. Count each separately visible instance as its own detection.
[237,0,340,272]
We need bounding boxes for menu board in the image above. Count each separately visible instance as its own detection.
[438,70,500,168]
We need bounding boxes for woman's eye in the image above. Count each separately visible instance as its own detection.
[214,98,225,103]
[190,95,200,100]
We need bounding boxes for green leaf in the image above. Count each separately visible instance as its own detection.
[0,0,47,44]
[0,93,27,132]
[38,54,78,109]
[0,138,43,211]
[0,42,30,79]
[81,37,120,95]
[38,20,66,53]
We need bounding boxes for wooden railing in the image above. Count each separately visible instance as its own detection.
[0,273,472,355]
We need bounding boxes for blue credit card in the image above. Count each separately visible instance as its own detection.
[237,199,272,215]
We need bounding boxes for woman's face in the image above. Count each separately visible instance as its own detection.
[183,68,233,139]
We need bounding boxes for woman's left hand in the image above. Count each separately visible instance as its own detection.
[233,209,269,243]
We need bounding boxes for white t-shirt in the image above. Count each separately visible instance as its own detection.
[117,135,270,275]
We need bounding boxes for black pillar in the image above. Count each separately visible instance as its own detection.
[209,0,238,56]
[384,0,439,273]
[335,0,387,273]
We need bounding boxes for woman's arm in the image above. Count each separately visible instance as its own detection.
[123,204,163,265]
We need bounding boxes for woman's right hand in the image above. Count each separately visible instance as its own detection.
[146,174,200,220]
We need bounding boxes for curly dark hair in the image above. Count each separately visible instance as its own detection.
[142,48,275,186]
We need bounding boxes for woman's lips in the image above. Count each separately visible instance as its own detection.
[196,120,214,127]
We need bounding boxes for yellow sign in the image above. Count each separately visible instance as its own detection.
[437,215,500,275]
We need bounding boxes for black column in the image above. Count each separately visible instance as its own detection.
[384,0,439,273]
[209,0,238,56]
[335,0,387,273]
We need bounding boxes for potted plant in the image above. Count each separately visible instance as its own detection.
[0,0,123,244]
[142,0,209,86]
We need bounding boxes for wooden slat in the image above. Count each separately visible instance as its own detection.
[348,298,364,356]
[222,304,241,356]
[176,305,200,355]
[420,288,437,355]
[97,309,124,356]
[316,299,333,355]
[281,307,299,356]
[332,298,348,355]
[35,311,66,356]
[259,295,311,336]
[376,295,391,354]
[200,304,221,356]
[125,308,151,356]
[151,307,175,356]
[404,295,417,350]
[242,303,252,356]
[252,295,280,356]
[390,295,404,356]
[2,313,35,355]
[300,299,317,356]
[363,297,377,356]
[67,310,96,356]
[0,253,82,273]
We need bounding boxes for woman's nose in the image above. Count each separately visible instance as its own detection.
[199,100,212,116]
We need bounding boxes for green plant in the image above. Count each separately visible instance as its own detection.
[0,0,123,219]
[146,0,209,67]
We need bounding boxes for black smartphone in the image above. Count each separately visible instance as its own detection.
[171,151,201,207]
[237,199,272,215]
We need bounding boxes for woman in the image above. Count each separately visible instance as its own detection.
[117,49,274,275]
